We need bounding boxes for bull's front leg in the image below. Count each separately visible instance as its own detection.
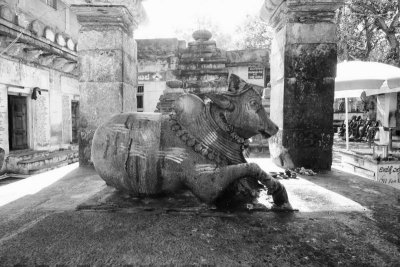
[220,163,293,210]
[184,163,293,210]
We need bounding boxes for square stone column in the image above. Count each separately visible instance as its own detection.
[261,0,344,170]
[71,5,140,166]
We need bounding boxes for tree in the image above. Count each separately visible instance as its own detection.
[337,0,400,65]
[234,15,273,50]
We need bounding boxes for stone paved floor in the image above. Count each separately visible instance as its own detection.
[0,161,399,266]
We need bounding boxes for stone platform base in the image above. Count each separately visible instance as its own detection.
[76,186,277,215]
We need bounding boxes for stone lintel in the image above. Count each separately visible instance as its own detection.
[260,0,344,30]
[71,5,136,34]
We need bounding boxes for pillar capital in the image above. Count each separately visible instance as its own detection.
[260,0,344,30]
[70,0,146,34]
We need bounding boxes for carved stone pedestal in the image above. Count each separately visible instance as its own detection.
[261,0,343,170]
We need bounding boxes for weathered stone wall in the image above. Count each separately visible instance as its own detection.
[0,84,8,153]
[1,0,80,44]
[0,56,79,154]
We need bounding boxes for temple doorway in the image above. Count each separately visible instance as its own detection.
[8,95,28,151]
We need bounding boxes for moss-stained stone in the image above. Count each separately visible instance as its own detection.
[79,50,123,83]
[269,35,338,170]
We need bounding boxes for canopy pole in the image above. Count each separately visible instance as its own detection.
[345,97,349,150]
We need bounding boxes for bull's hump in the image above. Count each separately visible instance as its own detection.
[172,94,205,127]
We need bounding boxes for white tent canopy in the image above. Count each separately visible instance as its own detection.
[335,61,400,98]
[334,61,400,150]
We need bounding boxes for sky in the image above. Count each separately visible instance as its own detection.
[135,0,265,39]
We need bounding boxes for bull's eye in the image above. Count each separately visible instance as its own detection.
[249,100,260,110]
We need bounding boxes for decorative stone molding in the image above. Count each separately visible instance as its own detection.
[0,35,9,49]
[0,7,78,52]
[66,38,75,51]
[0,8,78,75]
[68,0,146,28]
[70,5,136,34]
[16,13,30,29]
[24,48,44,61]
[7,42,28,57]
[44,27,55,42]
[53,57,69,69]
[29,20,44,36]
[0,4,13,22]
[260,0,344,29]
[55,33,66,47]
[38,53,58,66]
[62,62,77,73]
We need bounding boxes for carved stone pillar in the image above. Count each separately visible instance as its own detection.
[261,0,343,170]
[71,4,142,166]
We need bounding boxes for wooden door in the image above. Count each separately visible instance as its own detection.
[71,101,79,144]
[8,95,28,150]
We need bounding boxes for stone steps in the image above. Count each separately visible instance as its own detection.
[5,149,78,175]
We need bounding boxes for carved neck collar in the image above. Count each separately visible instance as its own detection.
[169,104,249,165]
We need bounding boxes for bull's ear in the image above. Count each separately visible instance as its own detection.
[206,93,234,111]
[228,74,248,93]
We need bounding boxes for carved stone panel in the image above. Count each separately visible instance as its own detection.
[34,91,51,149]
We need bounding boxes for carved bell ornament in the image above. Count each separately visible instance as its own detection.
[31,87,41,100]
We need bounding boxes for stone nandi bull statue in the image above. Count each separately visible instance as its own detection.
[91,74,292,210]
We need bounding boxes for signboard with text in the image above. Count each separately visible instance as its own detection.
[138,72,165,82]
[248,67,264,80]
[376,164,400,189]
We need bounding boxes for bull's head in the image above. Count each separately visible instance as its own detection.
[206,74,279,139]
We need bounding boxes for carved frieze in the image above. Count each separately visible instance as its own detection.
[16,13,29,29]
[24,48,44,61]
[29,20,44,36]
[44,27,55,42]
[260,0,344,29]
[0,10,78,74]
[0,4,13,22]
[70,5,136,34]
[55,33,66,47]
[66,38,75,51]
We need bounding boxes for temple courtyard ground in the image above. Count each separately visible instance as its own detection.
[0,157,399,266]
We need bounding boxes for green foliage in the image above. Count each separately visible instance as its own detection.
[234,15,273,50]
[337,0,400,66]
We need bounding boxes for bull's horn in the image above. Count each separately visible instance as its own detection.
[228,74,248,93]
[252,84,264,96]
[206,93,234,111]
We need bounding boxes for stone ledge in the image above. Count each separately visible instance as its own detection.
[71,5,136,34]
[0,20,78,75]
[0,18,77,57]
[260,0,344,29]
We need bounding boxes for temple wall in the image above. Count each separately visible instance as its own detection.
[0,57,79,154]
